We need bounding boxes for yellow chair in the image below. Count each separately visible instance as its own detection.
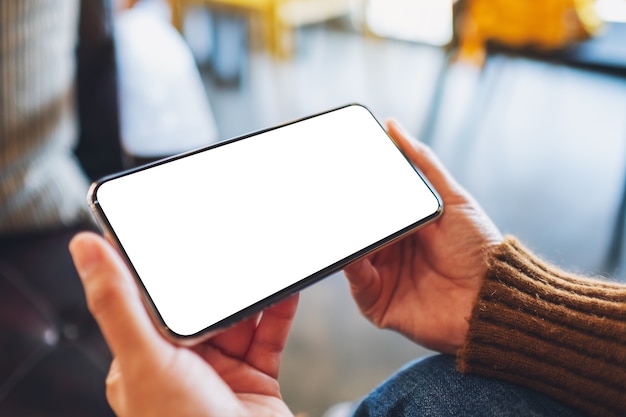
[455,0,603,65]
[168,0,350,58]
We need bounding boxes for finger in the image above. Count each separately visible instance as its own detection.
[106,357,124,415]
[205,313,260,358]
[69,232,165,362]
[386,119,466,203]
[343,258,381,312]
[245,294,299,378]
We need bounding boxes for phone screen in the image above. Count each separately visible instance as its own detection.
[90,105,441,342]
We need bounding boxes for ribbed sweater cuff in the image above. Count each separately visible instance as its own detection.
[458,236,626,417]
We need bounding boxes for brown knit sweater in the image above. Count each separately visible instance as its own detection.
[458,237,626,417]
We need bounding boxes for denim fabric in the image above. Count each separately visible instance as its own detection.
[352,354,585,417]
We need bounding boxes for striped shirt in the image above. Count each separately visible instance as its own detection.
[0,0,90,233]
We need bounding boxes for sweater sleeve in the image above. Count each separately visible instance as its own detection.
[457,236,626,417]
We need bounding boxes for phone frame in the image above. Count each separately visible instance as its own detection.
[88,104,443,345]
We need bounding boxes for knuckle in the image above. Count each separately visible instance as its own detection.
[85,275,124,319]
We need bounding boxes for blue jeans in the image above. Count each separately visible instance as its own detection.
[352,355,585,417]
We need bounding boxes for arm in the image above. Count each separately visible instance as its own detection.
[459,237,626,417]
[345,120,626,416]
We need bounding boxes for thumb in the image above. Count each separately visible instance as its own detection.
[105,357,125,415]
[69,232,167,364]
[386,119,468,205]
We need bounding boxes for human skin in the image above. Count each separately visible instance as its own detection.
[344,120,503,354]
[69,118,504,416]
[70,232,299,417]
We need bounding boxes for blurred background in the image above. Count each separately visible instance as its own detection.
[1,0,626,416]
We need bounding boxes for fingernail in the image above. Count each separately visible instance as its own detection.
[387,119,411,138]
[69,233,102,278]
[386,118,400,130]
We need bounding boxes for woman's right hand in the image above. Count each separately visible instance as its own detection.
[70,232,298,417]
[344,120,503,354]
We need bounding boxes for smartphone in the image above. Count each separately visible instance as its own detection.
[88,104,442,344]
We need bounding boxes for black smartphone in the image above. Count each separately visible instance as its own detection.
[88,104,442,344]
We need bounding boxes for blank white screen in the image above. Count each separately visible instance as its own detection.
[94,105,440,337]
